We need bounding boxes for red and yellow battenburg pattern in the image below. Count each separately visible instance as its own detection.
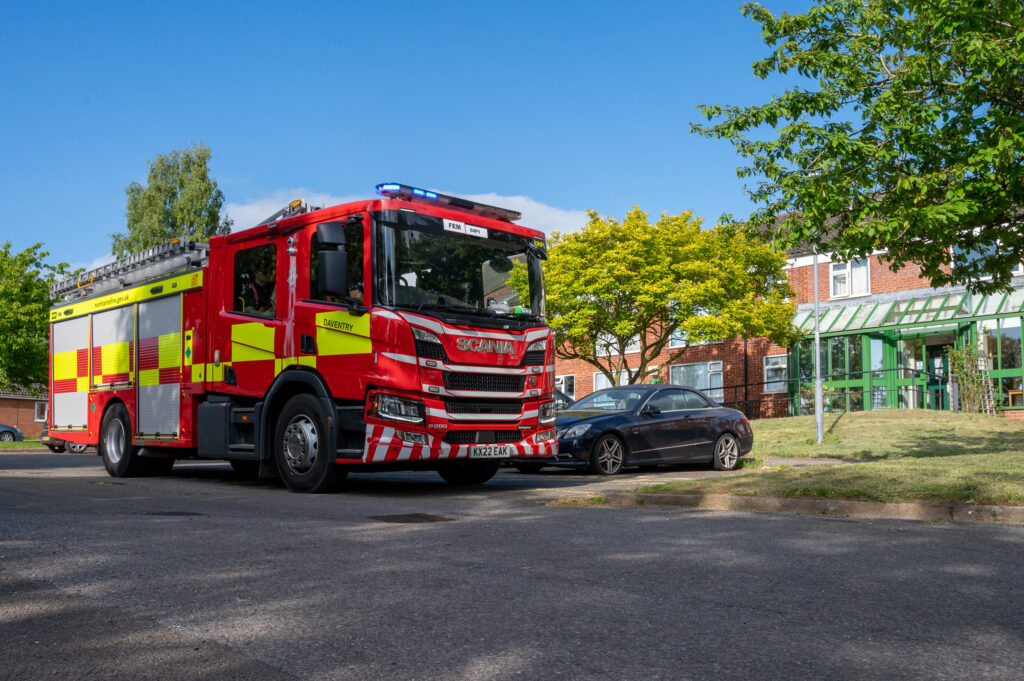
[138,331,181,387]
[52,347,89,394]
[91,341,134,386]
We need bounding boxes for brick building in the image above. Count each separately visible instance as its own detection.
[0,387,48,439]
[554,246,1024,419]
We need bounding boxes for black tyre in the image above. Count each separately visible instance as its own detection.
[588,434,625,475]
[513,462,545,474]
[47,445,66,453]
[99,403,147,477]
[66,441,88,454]
[437,460,501,485]
[712,433,741,471]
[273,394,345,492]
[229,458,260,478]
[0,431,14,442]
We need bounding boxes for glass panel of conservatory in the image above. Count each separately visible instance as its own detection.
[935,293,967,321]
[847,303,877,330]
[830,305,860,332]
[864,301,895,328]
[900,296,930,324]
[954,293,977,318]
[976,293,1007,317]
[1002,287,1024,314]
[794,310,817,333]
[815,308,841,331]
[918,294,948,322]
[882,299,914,325]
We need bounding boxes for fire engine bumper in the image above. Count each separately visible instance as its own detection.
[356,425,557,464]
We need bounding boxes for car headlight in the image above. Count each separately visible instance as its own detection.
[558,423,592,439]
[411,327,442,344]
[533,428,556,444]
[369,393,425,424]
[526,339,547,352]
[539,400,556,424]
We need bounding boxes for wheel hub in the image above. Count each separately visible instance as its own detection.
[283,416,318,474]
[105,420,125,464]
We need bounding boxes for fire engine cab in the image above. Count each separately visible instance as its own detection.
[47,183,556,491]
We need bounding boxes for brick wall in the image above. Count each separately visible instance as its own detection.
[0,397,45,439]
[787,253,949,306]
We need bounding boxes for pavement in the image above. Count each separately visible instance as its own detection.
[5,447,1022,525]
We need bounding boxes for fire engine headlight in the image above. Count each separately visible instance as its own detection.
[370,393,425,424]
[539,400,556,424]
[533,429,556,444]
[411,327,442,344]
[526,339,547,353]
[396,430,428,445]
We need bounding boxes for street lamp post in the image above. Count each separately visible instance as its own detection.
[812,249,823,445]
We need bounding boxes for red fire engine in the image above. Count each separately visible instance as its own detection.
[47,183,556,491]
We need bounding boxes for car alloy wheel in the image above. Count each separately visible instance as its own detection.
[0,432,14,442]
[713,433,740,471]
[590,435,624,475]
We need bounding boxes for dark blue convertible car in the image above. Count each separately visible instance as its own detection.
[514,384,753,475]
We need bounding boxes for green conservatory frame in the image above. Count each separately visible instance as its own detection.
[789,288,1024,413]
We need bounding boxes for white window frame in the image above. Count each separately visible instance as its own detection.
[763,355,789,394]
[668,360,723,402]
[830,259,869,299]
[593,370,631,392]
[555,374,575,401]
[596,334,641,356]
[34,401,48,423]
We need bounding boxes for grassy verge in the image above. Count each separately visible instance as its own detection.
[749,410,1024,460]
[0,440,46,450]
[636,411,1024,505]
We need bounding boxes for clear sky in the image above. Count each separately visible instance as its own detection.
[0,0,812,272]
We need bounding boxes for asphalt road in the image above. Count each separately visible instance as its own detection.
[1,452,1022,680]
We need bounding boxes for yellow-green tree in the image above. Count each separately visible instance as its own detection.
[537,208,795,388]
[111,144,232,257]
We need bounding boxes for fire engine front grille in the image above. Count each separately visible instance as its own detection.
[443,398,522,415]
[443,430,523,445]
[442,372,526,393]
[415,340,448,361]
[520,350,546,366]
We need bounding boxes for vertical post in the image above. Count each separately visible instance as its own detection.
[813,250,824,445]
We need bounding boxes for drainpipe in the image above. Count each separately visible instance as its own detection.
[744,338,749,402]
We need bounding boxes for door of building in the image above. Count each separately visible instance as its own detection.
[924,344,950,410]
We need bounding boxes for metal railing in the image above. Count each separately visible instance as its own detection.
[717,367,952,420]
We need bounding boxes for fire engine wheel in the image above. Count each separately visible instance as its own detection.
[437,460,501,486]
[99,404,147,477]
[274,394,345,493]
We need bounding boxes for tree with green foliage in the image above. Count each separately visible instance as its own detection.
[111,144,232,257]
[518,208,795,388]
[692,1,1024,294]
[0,242,74,393]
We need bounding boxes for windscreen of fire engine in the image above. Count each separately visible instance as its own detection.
[374,218,545,323]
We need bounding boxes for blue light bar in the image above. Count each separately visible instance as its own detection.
[374,182,522,222]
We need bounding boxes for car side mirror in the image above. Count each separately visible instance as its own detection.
[641,404,661,417]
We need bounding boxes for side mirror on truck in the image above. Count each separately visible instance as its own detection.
[316,221,350,302]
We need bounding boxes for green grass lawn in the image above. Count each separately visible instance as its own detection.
[637,410,1024,505]
[0,439,46,450]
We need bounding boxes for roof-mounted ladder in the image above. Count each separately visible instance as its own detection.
[50,239,209,302]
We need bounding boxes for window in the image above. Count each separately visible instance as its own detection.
[683,391,710,409]
[34,401,47,423]
[647,389,688,412]
[596,334,640,356]
[593,370,630,392]
[311,221,364,304]
[763,355,788,393]
[555,374,575,400]
[831,259,869,298]
[233,244,277,317]
[669,361,723,402]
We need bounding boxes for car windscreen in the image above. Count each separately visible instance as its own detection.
[570,388,647,411]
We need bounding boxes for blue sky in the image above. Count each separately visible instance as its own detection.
[0,0,812,271]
